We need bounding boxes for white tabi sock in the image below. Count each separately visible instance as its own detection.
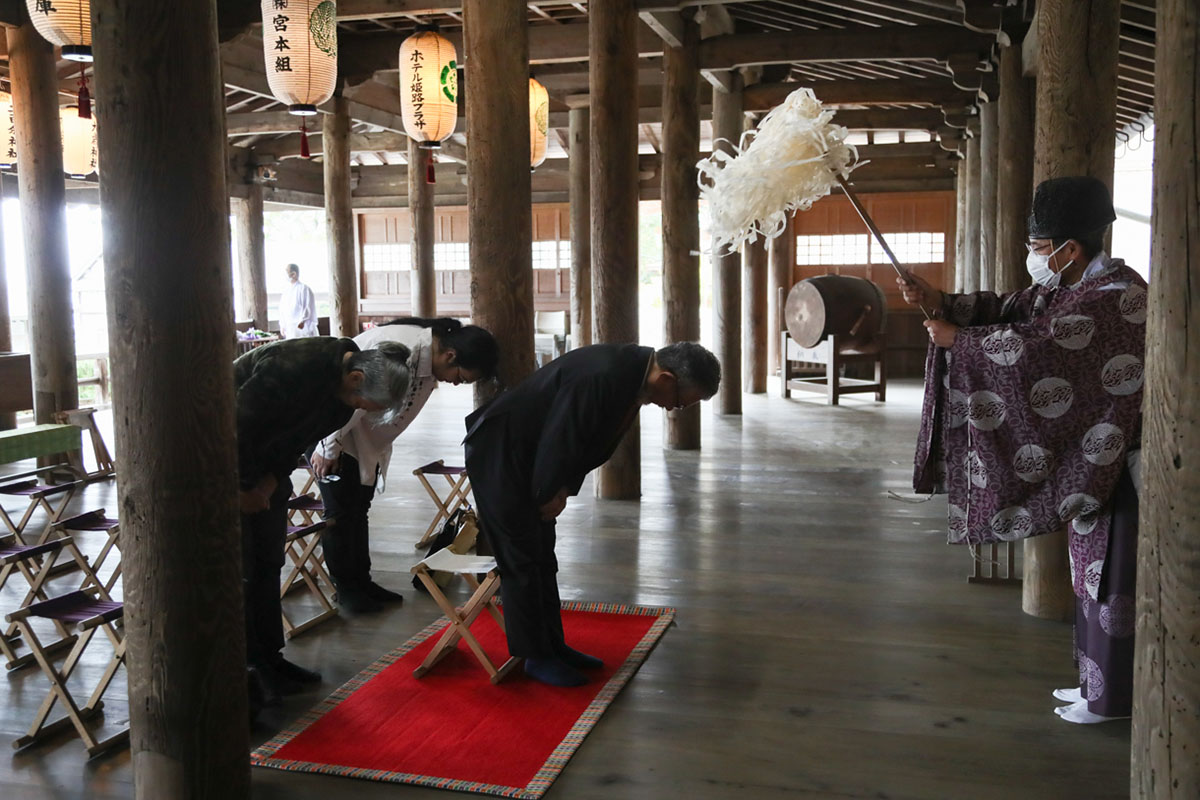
[1055,699,1130,724]
[1052,687,1083,703]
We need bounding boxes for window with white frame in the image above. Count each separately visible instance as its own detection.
[433,242,470,270]
[362,243,410,272]
[794,234,871,266]
[870,232,944,264]
[532,240,560,269]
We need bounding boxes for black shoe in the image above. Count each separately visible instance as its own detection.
[556,644,603,670]
[524,656,588,687]
[256,661,303,697]
[336,587,384,614]
[271,656,322,685]
[364,581,404,604]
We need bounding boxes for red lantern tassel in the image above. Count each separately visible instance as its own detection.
[299,122,310,159]
[77,66,91,119]
[426,156,436,184]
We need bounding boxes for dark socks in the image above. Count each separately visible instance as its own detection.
[524,656,588,687]
[556,643,603,670]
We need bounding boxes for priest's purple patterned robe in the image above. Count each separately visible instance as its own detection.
[913,258,1147,602]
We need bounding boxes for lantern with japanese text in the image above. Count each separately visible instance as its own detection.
[25,0,91,62]
[398,27,457,149]
[261,0,338,116]
[0,92,16,169]
[529,77,548,169]
[60,106,97,177]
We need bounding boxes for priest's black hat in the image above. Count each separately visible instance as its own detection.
[1027,176,1117,240]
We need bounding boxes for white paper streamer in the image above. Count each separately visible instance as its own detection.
[697,86,859,254]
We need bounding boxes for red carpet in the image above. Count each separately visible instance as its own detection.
[252,601,674,798]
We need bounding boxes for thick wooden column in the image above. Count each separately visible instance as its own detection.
[465,0,534,399]
[962,128,982,294]
[711,72,743,415]
[408,137,436,317]
[91,1,250,794]
[324,95,357,336]
[232,183,268,330]
[591,0,640,497]
[768,213,794,377]
[661,11,700,449]
[953,162,966,292]
[568,102,591,349]
[7,24,77,424]
[1132,0,1200,793]
[978,101,999,292]
[742,234,768,393]
[0,174,14,430]
[995,41,1035,294]
[1025,0,1120,622]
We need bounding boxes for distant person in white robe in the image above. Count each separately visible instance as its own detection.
[279,263,318,339]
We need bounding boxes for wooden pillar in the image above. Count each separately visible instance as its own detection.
[324,95,357,337]
[232,183,268,330]
[1132,0,1200,793]
[591,0,640,498]
[711,72,743,415]
[661,11,700,449]
[742,234,768,394]
[962,128,982,294]
[408,137,436,317]
[7,23,78,424]
[91,1,250,794]
[978,101,999,292]
[568,102,591,349]
[768,213,794,377]
[1025,0,1120,622]
[953,162,966,292]
[0,173,14,430]
[995,41,1036,295]
[465,0,534,399]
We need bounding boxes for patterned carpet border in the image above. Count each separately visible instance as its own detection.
[251,601,676,799]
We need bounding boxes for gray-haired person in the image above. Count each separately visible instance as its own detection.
[234,337,411,706]
[463,342,721,687]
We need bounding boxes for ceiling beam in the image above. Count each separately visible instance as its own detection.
[697,24,995,70]
[831,107,947,130]
[640,9,687,49]
[743,77,977,110]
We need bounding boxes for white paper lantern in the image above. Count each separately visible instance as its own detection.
[60,107,97,177]
[529,78,548,169]
[261,0,338,115]
[0,92,16,169]
[398,28,457,148]
[25,0,92,62]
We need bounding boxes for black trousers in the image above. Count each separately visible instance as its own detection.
[241,473,293,667]
[313,453,378,591]
[465,437,565,659]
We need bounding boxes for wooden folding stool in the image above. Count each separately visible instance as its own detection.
[410,549,519,684]
[0,533,104,671]
[412,460,474,549]
[52,510,122,594]
[7,589,128,757]
[280,520,339,638]
[53,409,116,481]
[0,469,87,547]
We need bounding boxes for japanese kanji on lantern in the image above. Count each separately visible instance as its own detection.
[529,77,548,169]
[61,106,97,177]
[398,26,457,148]
[261,0,338,116]
[0,91,16,169]
[25,0,92,62]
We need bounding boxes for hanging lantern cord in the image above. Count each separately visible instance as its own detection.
[426,152,436,184]
[77,65,91,120]
[300,120,311,159]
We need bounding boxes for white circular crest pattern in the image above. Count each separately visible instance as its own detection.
[982,329,1025,366]
[967,391,1006,431]
[1101,354,1144,396]
[1084,560,1105,600]
[947,389,969,428]
[1059,493,1102,524]
[948,504,968,541]
[1051,314,1097,350]
[1082,656,1105,701]
[990,506,1033,541]
[1013,444,1053,483]
[966,451,987,488]
[1119,284,1148,325]
[1082,423,1126,466]
[1030,377,1074,419]
[1100,595,1135,638]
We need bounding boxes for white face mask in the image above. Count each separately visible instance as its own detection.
[1025,240,1070,288]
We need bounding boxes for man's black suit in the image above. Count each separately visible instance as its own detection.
[463,344,653,658]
